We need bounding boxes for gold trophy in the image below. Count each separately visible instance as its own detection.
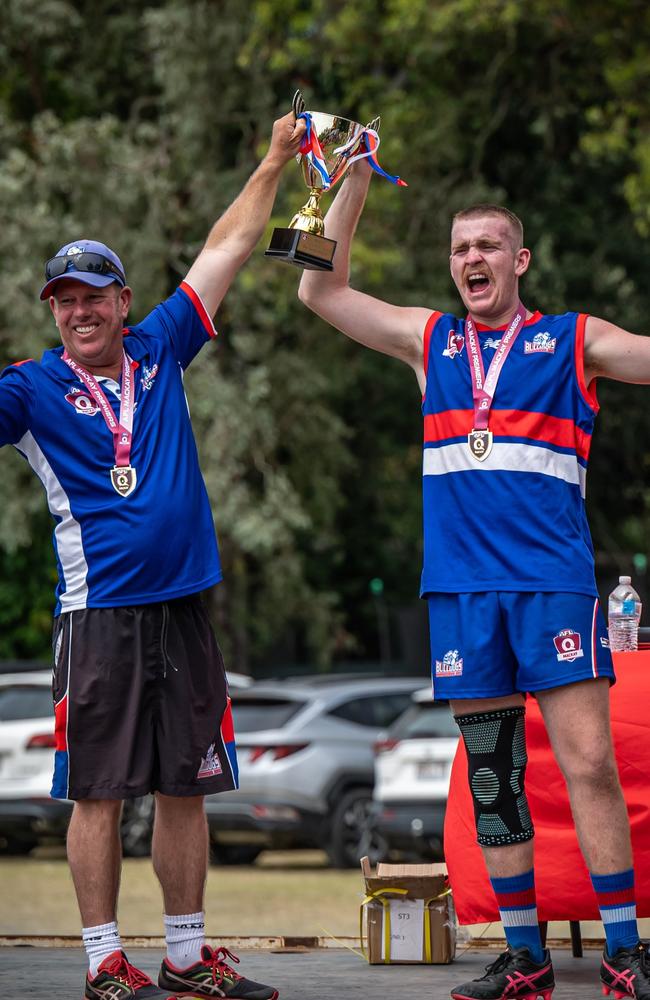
[265,92,378,271]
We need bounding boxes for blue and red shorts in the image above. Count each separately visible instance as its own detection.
[427,592,615,700]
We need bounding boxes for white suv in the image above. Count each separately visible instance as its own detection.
[372,689,459,860]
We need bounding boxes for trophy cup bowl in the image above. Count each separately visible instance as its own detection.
[265,106,366,271]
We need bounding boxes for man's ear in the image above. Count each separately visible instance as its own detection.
[118,286,133,320]
[515,247,531,277]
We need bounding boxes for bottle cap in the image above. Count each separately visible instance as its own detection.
[620,576,632,584]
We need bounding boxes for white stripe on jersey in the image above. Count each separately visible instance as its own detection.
[423,441,587,497]
[15,432,89,610]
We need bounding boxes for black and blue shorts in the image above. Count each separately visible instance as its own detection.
[51,594,239,800]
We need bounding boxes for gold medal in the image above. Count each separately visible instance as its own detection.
[111,465,137,497]
[467,430,493,462]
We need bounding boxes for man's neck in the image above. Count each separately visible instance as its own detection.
[66,354,123,381]
[468,302,530,329]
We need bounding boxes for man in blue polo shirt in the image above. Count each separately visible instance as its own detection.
[0,110,305,1000]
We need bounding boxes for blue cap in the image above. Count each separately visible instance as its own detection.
[40,239,126,300]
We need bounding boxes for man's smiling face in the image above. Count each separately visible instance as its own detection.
[49,279,132,372]
[449,214,530,325]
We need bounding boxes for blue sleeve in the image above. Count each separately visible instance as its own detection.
[129,282,217,370]
[0,364,35,446]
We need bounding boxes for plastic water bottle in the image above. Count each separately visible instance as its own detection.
[608,576,642,652]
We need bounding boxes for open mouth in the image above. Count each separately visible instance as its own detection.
[466,272,490,294]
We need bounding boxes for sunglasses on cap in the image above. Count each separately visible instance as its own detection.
[44,252,125,284]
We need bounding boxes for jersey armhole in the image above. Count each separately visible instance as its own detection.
[422,311,442,399]
[575,313,599,413]
[179,280,218,339]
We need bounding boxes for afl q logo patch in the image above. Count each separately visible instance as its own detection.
[65,389,100,416]
[553,629,584,662]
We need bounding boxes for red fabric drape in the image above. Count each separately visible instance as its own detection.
[444,651,650,924]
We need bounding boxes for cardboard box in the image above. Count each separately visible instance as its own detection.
[360,856,456,964]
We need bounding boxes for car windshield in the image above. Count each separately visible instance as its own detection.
[0,685,53,722]
[390,702,459,739]
[231,697,306,733]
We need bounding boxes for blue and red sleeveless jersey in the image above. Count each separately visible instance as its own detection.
[421,310,599,596]
[0,282,222,614]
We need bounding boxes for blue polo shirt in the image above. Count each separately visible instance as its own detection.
[0,282,222,614]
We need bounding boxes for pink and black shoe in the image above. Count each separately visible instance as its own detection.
[601,941,650,999]
[451,946,554,1000]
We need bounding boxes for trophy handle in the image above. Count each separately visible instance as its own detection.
[365,115,381,133]
[292,90,306,119]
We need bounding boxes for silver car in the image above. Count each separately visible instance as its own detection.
[205,674,426,867]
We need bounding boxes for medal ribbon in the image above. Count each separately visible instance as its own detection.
[465,303,527,430]
[63,351,135,468]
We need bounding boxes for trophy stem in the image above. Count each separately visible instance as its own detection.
[288,188,325,237]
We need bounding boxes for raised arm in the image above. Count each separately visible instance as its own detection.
[298,161,430,390]
[584,316,650,385]
[185,111,306,318]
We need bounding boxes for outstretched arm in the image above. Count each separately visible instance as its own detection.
[584,316,650,385]
[298,161,430,390]
[185,111,306,318]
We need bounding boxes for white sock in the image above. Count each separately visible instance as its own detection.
[164,911,205,967]
[82,921,122,977]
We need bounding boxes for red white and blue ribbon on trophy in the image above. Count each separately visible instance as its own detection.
[297,113,407,190]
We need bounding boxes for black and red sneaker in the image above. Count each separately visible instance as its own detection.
[601,941,650,999]
[85,950,177,999]
[451,946,554,1000]
[158,944,278,999]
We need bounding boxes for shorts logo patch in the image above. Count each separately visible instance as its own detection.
[65,387,100,415]
[442,331,465,358]
[553,629,584,662]
[436,649,463,676]
[600,636,610,648]
[197,742,222,779]
[524,331,556,354]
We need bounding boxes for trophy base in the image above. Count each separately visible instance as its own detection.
[265,228,336,271]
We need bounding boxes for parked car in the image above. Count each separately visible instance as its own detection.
[204,674,426,867]
[371,688,459,861]
[0,667,252,855]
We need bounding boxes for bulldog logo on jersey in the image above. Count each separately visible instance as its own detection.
[553,629,584,662]
[435,649,464,676]
[65,387,100,415]
[524,331,557,354]
[442,330,465,358]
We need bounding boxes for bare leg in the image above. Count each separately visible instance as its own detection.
[152,793,208,914]
[67,799,123,925]
[536,678,632,873]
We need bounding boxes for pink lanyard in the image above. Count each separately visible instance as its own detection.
[63,351,137,496]
[463,303,527,460]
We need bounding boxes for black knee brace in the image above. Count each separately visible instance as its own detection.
[454,706,534,847]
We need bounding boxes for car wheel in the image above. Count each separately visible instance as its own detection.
[0,833,39,855]
[326,787,388,869]
[210,844,262,866]
[121,796,154,857]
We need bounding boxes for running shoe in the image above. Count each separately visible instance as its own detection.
[601,941,650,998]
[158,944,279,999]
[85,949,177,999]
[451,946,554,1000]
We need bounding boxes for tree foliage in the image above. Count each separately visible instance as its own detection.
[0,0,648,667]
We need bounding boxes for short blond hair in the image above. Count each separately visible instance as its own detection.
[452,204,524,250]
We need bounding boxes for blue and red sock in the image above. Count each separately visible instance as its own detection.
[490,869,544,963]
[590,869,639,955]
